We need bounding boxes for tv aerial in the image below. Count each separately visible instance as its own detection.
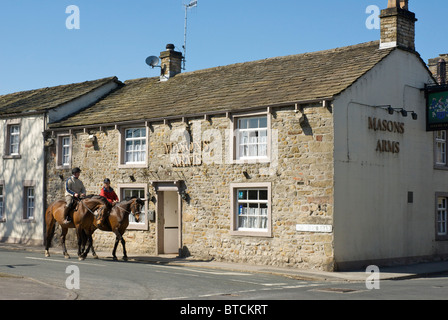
[145,56,160,69]
[182,0,197,70]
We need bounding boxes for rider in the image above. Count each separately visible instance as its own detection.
[62,167,86,225]
[99,178,119,204]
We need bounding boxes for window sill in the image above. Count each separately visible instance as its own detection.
[56,165,71,170]
[230,229,272,238]
[3,154,21,160]
[118,163,147,169]
[232,158,270,165]
[434,165,448,171]
[127,222,148,231]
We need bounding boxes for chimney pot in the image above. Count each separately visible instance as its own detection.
[166,44,175,51]
[387,0,408,9]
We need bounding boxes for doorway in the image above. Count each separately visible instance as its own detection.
[161,191,179,254]
[153,181,183,255]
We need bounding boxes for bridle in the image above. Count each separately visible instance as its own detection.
[115,199,144,220]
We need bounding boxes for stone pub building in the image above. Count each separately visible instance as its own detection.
[42,1,448,271]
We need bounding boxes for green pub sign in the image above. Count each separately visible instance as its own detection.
[427,86,448,131]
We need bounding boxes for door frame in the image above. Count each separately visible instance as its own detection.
[151,180,183,256]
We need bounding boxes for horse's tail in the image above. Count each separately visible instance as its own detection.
[44,204,57,249]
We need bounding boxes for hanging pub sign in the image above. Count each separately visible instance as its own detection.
[426,84,448,131]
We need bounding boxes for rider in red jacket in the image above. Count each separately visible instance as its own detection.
[100,178,119,204]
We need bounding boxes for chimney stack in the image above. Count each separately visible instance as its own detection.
[159,44,183,81]
[428,55,448,85]
[380,0,417,51]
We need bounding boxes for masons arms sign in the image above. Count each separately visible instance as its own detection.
[426,84,448,131]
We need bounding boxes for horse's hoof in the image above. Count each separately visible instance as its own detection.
[64,254,70,259]
[92,254,99,259]
[113,256,118,261]
[78,256,85,261]
[122,256,128,262]
[44,251,50,258]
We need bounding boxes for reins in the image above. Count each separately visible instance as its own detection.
[77,198,105,216]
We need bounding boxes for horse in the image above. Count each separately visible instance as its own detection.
[44,196,112,260]
[96,197,145,261]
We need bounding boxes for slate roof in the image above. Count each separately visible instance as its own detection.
[0,77,120,117]
[49,41,395,128]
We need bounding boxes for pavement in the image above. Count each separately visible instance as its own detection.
[1,242,448,300]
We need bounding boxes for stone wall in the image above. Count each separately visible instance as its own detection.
[45,104,335,270]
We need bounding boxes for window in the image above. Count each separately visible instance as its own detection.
[9,125,20,155]
[236,116,268,160]
[119,127,147,167]
[0,185,4,221]
[62,136,71,166]
[24,187,35,220]
[230,182,271,237]
[436,193,448,241]
[118,184,148,230]
[125,128,146,163]
[4,120,21,158]
[237,189,268,230]
[435,130,447,167]
[56,134,71,168]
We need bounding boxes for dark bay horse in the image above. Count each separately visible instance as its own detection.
[96,198,145,261]
[45,196,112,260]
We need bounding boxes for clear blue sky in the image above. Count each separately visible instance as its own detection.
[0,0,446,95]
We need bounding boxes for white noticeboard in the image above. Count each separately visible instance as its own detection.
[295,224,333,233]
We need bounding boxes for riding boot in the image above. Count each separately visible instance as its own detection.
[62,205,72,226]
[96,211,106,228]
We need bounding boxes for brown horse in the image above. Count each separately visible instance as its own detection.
[96,197,145,261]
[44,196,112,260]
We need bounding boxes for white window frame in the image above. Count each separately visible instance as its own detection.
[23,185,35,220]
[3,119,21,159]
[9,125,20,155]
[117,183,148,231]
[118,126,148,168]
[56,134,72,169]
[436,193,448,241]
[231,111,271,164]
[230,182,272,237]
[435,130,447,167]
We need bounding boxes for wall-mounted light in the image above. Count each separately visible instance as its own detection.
[387,106,394,115]
[375,105,417,120]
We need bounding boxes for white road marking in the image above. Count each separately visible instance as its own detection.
[26,256,106,267]
[148,264,249,276]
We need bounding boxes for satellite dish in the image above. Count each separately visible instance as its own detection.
[145,56,160,68]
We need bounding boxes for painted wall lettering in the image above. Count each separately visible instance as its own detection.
[368,117,405,134]
[368,117,404,154]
